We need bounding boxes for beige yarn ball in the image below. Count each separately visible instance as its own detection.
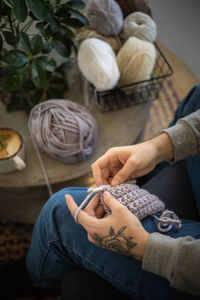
[117,36,156,86]
[78,38,120,91]
[75,26,122,53]
[122,12,157,43]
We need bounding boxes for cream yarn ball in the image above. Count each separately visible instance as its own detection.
[117,36,156,86]
[86,0,123,37]
[122,12,157,43]
[78,38,120,91]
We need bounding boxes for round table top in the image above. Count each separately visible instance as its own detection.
[0,44,198,190]
[0,64,150,188]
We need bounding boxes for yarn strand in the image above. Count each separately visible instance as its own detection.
[153,210,182,232]
[28,125,53,197]
[74,186,108,223]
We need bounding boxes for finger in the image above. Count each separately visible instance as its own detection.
[111,159,136,186]
[95,204,105,219]
[91,156,109,186]
[65,194,78,217]
[103,191,122,212]
[85,194,100,211]
[102,168,111,184]
[65,194,99,227]
[130,166,155,179]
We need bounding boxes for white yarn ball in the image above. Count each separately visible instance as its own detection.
[78,38,120,91]
[117,36,156,86]
[122,12,157,43]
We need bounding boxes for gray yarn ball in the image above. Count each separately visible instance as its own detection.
[122,12,157,43]
[86,0,124,37]
[29,99,98,163]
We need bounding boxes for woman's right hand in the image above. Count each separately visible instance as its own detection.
[91,133,174,187]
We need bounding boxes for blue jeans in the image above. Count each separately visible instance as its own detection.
[26,85,200,299]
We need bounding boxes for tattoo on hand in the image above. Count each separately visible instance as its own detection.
[92,226,137,257]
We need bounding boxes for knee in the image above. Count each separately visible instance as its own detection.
[46,186,88,212]
[37,186,88,227]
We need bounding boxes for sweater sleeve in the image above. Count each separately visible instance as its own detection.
[142,233,200,295]
[162,110,200,162]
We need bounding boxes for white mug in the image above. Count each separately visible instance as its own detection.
[0,128,26,174]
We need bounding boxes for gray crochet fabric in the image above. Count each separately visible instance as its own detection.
[99,183,165,220]
[74,183,182,232]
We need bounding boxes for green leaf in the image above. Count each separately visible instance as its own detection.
[3,50,29,66]
[68,9,88,24]
[2,31,18,45]
[42,40,52,53]
[31,35,43,54]
[26,0,48,21]
[36,56,56,72]
[16,64,28,77]
[55,7,70,19]
[3,0,13,8]
[0,34,2,52]
[62,18,85,28]
[3,69,24,91]
[50,0,57,7]
[31,63,47,88]
[50,22,75,39]
[36,22,47,35]
[19,32,31,53]
[1,1,12,15]
[53,39,70,57]
[67,0,86,10]
[13,0,27,22]
[58,26,75,39]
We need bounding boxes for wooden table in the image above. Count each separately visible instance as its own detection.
[0,63,151,223]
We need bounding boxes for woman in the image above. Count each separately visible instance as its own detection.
[26,85,200,299]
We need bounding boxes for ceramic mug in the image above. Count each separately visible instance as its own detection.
[0,128,26,174]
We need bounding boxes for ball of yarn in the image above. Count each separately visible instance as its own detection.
[122,12,157,43]
[115,0,152,18]
[28,99,98,163]
[78,38,120,91]
[75,26,122,53]
[117,36,156,86]
[86,0,123,37]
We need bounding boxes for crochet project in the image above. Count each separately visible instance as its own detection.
[74,183,182,232]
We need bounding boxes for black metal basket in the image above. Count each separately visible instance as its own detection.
[92,43,173,112]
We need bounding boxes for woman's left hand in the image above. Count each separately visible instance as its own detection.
[65,191,150,261]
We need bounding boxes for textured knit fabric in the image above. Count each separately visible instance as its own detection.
[99,183,165,219]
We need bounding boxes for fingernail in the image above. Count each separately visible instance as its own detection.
[111,179,120,186]
[104,191,110,197]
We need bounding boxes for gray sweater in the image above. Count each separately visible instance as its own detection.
[142,110,200,295]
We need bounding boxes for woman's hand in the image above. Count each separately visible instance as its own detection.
[91,133,173,186]
[65,191,150,261]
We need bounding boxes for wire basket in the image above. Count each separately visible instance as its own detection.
[92,43,173,112]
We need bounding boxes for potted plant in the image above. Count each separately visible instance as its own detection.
[0,0,87,113]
